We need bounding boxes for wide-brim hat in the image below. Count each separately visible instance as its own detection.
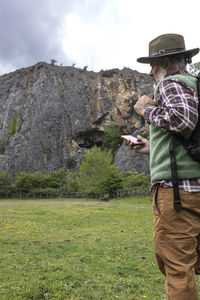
[137,33,199,64]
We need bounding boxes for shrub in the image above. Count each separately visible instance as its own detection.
[15,169,67,193]
[102,124,122,153]
[28,187,60,198]
[0,171,13,196]
[8,111,19,138]
[16,171,49,193]
[66,158,77,170]
[122,171,150,188]
[60,172,79,193]
[0,138,7,154]
[100,169,123,194]
[47,169,67,188]
[78,146,123,194]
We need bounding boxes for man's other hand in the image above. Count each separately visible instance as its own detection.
[134,95,156,116]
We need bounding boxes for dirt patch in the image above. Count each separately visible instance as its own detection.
[0,199,106,206]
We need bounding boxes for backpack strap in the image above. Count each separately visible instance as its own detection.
[169,134,182,212]
[169,72,200,213]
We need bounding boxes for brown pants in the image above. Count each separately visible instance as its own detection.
[153,187,200,300]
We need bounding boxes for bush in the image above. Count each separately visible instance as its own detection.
[0,171,13,196]
[8,111,19,138]
[122,171,150,188]
[16,172,47,193]
[60,172,79,193]
[0,138,7,154]
[78,146,123,194]
[28,187,60,198]
[15,169,67,193]
[47,169,67,188]
[100,169,123,194]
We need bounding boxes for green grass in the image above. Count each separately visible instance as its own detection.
[0,197,199,300]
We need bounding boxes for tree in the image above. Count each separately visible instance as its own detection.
[78,146,122,194]
[189,62,200,76]
[50,59,57,66]
[102,124,122,153]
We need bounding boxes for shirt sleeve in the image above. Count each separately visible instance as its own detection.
[143,79,198,133]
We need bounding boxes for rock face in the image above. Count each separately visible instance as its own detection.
[115,143,149,175]
[0,62,153,175]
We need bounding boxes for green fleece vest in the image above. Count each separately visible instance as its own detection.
[150,74,200,183]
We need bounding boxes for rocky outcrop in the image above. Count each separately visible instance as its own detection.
[0,62,153,175]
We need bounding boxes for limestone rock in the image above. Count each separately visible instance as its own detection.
[0,62,153,175]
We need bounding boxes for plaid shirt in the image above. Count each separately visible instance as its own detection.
[144,75,200,192]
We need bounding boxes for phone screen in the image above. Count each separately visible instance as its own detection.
[121,135,144,145]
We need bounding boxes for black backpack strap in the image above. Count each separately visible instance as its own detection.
[169,134,182,212]
[168,73,200,213]
[197,72,200,101]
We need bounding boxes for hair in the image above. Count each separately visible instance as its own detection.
[168,53,192,72]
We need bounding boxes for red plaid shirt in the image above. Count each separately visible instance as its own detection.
[144,74,200,192]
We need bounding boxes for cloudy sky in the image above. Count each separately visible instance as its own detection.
[0,0,200,76]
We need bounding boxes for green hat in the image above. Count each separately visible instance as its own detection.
[137,33,199,64]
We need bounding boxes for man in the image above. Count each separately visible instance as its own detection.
[133,33,200,300]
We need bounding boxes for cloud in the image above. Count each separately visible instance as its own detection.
[0,0,199,75]
[0,0,76,73]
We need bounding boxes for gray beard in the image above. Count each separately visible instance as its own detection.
[153,67,167,89]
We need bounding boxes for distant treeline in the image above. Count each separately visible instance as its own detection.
[0,147,150,199]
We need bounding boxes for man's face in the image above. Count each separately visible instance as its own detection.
[150,59,167,84]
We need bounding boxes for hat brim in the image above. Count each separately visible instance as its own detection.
[137,48,200,64]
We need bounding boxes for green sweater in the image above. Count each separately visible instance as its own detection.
[150,74,200,183]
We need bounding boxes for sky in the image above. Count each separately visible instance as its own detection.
[0,0,200,76]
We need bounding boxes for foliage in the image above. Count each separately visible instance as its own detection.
[78,146,123,194]
[0,165,150,198]
[0,171,13,195]
[15,169,66,193]
[189,62,200,76]
[100,168,123,194]
[47,169,67,188]
[8,111,19,138]
[28,187,60,198]
[102,123,122,152]
[16,171,48,192]
[50,59,57,65]
[0,138,7,154]
[66,157,77,169]
[122,171,150,188]
[60,172,79,193]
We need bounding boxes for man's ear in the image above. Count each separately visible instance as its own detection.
[164,57,172,74]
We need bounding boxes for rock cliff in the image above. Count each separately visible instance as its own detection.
[0,62,153,175]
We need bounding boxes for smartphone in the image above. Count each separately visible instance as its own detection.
[121,135,145,145]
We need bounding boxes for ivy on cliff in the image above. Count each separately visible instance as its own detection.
[8,111,19,138]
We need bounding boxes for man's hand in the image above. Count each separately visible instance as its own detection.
[129,135,150,155]
[134,95,156,116]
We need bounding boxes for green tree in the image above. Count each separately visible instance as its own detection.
[189,62,200,76]
[50,59,57,66]
[0,171,13,196]
[78,146,122,194]
[102,124,122,153]
[8,111,19,138]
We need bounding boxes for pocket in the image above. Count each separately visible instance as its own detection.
[153,185,160,216]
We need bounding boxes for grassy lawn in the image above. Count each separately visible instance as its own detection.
[0,197,199,300]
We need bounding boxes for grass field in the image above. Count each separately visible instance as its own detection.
[0,197,199,300]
